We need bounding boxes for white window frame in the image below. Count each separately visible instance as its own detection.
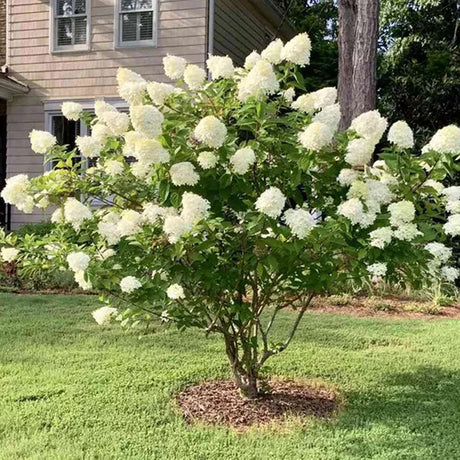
[50,0,91,53]
[114,0,158,49]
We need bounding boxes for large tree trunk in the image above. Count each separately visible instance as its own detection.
[338,0,357,131]
[351,0,380,118]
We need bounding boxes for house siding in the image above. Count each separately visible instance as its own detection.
[213,0,283,66]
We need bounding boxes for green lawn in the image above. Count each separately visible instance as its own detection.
[1,294,460,459]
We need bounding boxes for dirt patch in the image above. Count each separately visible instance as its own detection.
[310,295,460,319]
[177,379,338,430]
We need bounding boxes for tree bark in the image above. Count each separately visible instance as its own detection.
[351,0,380,118]
[338,0,357,130]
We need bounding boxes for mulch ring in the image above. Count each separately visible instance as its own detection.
[177,379,339,430]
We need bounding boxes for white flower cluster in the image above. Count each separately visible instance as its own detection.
[292,87,337,114]
[100,111,130,136]
[244,51,262,70]
[147,81,175,106]
[255,187,286,218]
[163,215,192,243]
[92,306,117,325]
[444,214,460,237]
[442,186,460,216]
[61,102,83,121]
[207,55,234,79]
[387,120,414,149]
[369,227,393,249]
[237,60,279,102]
[197,151,217,169]
[104,159,124,177]
[281,33,311,66]
[424,125,460,154]
[163,55,187,80]
[66,252,90,272]
[230,147,256,174]
[441,266,459,283]
[184,64,206,90]
[167,283,185,300]
[133,138,170,165]
[367,262,387,282]
[350,110,388,144]
[181,192,210,224]
[387,200,421,241]
[1,247,19,262]
[64,197,92,230]
[170,162,199,186]
[1,174,33,213]
[313,103,341,133]
[29,130,57,154]
[76,136,102,158]
[261,39,283,64]
[298,122,333,151]
[120,275,142,293]
[283,208,316,239]
[194,116,227,148]
[337,168,360,186]
[338,198,376,228]
[345,138,375,166]
[117,68,147,106]
[425,242,452,265]
[130,105,164,138]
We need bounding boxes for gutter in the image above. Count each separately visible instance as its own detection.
[207,0,215,58]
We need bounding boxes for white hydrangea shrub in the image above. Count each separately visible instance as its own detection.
[2,33,459,398]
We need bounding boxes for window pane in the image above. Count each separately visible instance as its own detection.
[139,11,153,41]
[121,0,152,11]
[57,18,73,46]
[74,17,87,44]
[121,13,138,42]
[52,116,80,150]
[74,0,86,14]
[57,0,73,16]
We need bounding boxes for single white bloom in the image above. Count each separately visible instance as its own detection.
[237,60,279,102]
[61,102,83,121]
[369,227,393,249]
[181,192,210,224]
[117,209,143,237]
[313,103,341,132]
[51,208,64,223]
[255,187,286,218]
[74,270,92,290]
[117,68,147,105]
[441,186,460,202]
[92,306,117,325]
[104,159,124,177]
[244,51,261,70]
[100,112,130,136]
[338,198,364,226]
[311,87,337,109]
[281,33,311,66]
[1,247,19,262]
[350,110,388,144]
[337,168,359,186]
[206,55,234,79]
[184,64,206,90]
[170,162,199,186]
[281,87,296,103]
[283,208,316,239]
[425,242,452,265]
[197,151,217,169]
[423,179,444,195]
[141,202,164,224]
[91,123,112,143]
[29,130,57,154]
[94,100,118,119]
[100,248,116,260]
[425,125,460,154]
[163,215,192,243]
[64,197,92,230]
[134,138,170,164]
[388,201,415,227]
[147,81,176,106]
[76,136,103,158]
[366,180,393,205]
[444,214,460,237]
[230,146,256,174]
[163,55,187,80]
[441,266,459,283]
[130,105,164,138]
[167,283,185,300]
[67,252,90,273]
[367,262,387,277]
[194,116,227,148]
[345,138,375,166]
[446,201,460,214]
[298,122,333,151]
[292,94,316,113]
[120,276,142,293]
[0,174,33,213]
[387,120,414,149]
[261,38,284,64]
[347,181,369,201]
[393,223,422,241]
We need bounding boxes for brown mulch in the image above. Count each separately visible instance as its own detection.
[310,295,460,320]
[177,379,338,430]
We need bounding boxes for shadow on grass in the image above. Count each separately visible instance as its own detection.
[336,366,460,457]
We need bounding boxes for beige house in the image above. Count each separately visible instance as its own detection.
[0,0,294,229]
